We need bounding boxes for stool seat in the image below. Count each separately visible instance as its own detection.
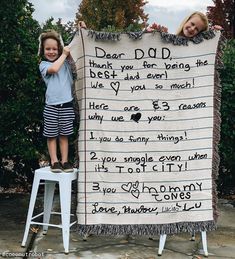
[21,166,78,254]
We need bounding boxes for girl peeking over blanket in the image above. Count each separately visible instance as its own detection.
[176,11,222,38]
[38,30,75,173]
[147,11,222,38]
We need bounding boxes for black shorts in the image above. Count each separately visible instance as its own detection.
[43,102,75,138]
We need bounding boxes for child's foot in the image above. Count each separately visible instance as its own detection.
[61,162,74,172]
[50,162,63,173]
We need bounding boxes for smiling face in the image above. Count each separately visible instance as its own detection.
[43,38,59,62]
[182,15,205,38]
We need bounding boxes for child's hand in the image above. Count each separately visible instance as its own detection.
[146,27,154,32]
[212,25,223,31]
[78,21,87,29]
[63,46,70,56]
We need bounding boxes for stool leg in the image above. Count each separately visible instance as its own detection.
[191,231,195,241]
[42,181,56,234]
[158,234,167,256]
[21,175,40,247]
[201,231,208,257]
[59,178,72,254]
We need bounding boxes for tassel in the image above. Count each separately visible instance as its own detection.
[86,29,217,44]
[77,221,216,236]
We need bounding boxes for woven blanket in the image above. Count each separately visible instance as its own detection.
[70,29,222,235]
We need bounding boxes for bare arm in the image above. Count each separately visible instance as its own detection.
[47,46,70,74]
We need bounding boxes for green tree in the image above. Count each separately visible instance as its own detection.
[76,0,148,31]
[0,0,45,188]
[206,1,235,194]
[218,39,235,194]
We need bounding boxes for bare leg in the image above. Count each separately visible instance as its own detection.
[59,135,69,164]
[47,138,58,164]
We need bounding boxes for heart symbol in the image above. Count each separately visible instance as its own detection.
[110,81,120,95]
[131,113,141,123]
[132,181,139,189]
[121,182,132,192]
[131,189,140,199]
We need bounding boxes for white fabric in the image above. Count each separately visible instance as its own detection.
[70,30,220,227]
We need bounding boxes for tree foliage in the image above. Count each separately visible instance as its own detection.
[207,0,235,39]
[0,1,77,189]
[76,0,148,31]
[0,0,45,188]
[217,39,235,193]
[207,1,235,193]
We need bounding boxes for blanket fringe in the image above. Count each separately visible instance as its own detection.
[159,30,216,45]
[86,29,216,45]
[212,33,226,222]
[87,30,121,41]
[77,221,216,236]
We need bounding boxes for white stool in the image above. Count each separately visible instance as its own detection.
[21,166,78,254]
[158,231,208,257]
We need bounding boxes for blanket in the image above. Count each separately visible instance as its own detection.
[70,29,222,235]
